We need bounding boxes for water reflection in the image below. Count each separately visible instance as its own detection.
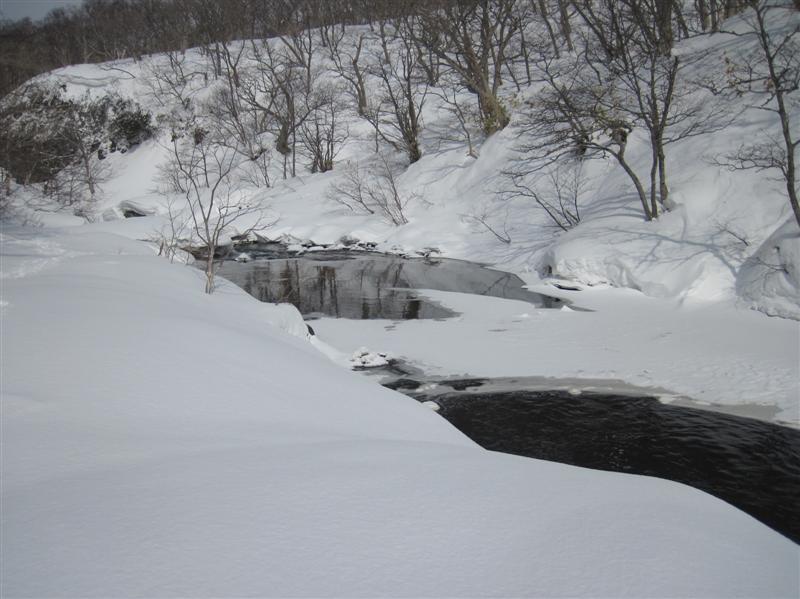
[217,251,563,320]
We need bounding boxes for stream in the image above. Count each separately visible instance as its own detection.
[385,378,800,544]
[216,246,800,544]
[217,248,565,320]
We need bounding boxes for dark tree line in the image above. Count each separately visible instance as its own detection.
[1,0,761,98]
[0,0,430,98]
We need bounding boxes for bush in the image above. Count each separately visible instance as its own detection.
[109,104,154,146]
[0,87,154,206]
[0,84,76,184]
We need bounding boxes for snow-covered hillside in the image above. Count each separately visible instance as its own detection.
[3,6,795,414]
[2,3,799,596]
[6,8,798,314]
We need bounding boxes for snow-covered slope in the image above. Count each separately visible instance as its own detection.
[10,9,797,319]
[2,9,799,595]
[2,224,797,597]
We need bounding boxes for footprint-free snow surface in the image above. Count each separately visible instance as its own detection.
[2,226,798,597]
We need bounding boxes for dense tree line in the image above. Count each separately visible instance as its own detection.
[0,0,429,97]
[0,0,765,98]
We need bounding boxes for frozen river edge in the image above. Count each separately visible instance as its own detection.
[1,225,798,597]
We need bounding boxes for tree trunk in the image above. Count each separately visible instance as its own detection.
[479,90,509,134]
[649,141,660,218]
[710,0,719,31]
[614,146,652,220]
[558,0,574,51]
[205,254,215,294]
[779,98,800,228]
[538,0,561,59]
[354,70,367,116]
[755,3,800,228]
[697,0,709,31]
[655,0,674,53]
[81,146,95,198]
[657,142,669,209]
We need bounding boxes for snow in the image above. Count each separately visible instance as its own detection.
[350,346,392,369]
[19,21,798,321]
[738,218,800,320]
[2,7,800,595]
[312,284,800,426]
[2,224,798,597]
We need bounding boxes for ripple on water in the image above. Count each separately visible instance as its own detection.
[416,389,800,544]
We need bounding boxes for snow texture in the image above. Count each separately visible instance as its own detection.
[2,226,798,597]
[2,8,800,596]
[738,218,800,320]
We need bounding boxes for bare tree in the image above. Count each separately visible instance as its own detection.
[432,77,481,158]
[326,160,375,215]
[718,1,799,228]
[556,0,575,50]
[279,21,315,92]
[516,44,652,218]
[533,0,562,60]
[415,0,519,134]
[143,51,194,111]
[327,155,413,225]
[330,33,369,117]
[517,1,727,221]
[368,19,429,163]
[149,194,191,263]
[164,125,268,293]
[299,84,349,173]
[505,160,584,231]
[240,38,319,179]
[461,205,512,243]
[571,0,693,217]
[204,82,272,187]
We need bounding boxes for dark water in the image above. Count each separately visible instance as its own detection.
[218,248,800,543]
[397,384,800,544]
[218,250,564,320]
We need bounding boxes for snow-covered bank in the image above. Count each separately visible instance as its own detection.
[314,283,800,426]
[738,219,800,320]
[2,224,797,597]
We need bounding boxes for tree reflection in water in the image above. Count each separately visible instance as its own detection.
[219,251,564,320]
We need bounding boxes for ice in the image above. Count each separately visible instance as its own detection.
[2,225,797,597]
[2,8,799,596]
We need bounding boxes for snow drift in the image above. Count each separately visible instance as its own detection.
[1,225,797,597]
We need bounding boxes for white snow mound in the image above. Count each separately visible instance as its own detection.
[737,219,800,320]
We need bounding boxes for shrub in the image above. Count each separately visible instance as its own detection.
[109,104,154,146]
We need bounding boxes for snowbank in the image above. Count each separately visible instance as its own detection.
[313,284,800,425]
[2,224,797,597]
[738,219,800,320]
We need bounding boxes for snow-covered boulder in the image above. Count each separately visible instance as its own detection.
[350,346,392,369]
[102,200,156,221]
